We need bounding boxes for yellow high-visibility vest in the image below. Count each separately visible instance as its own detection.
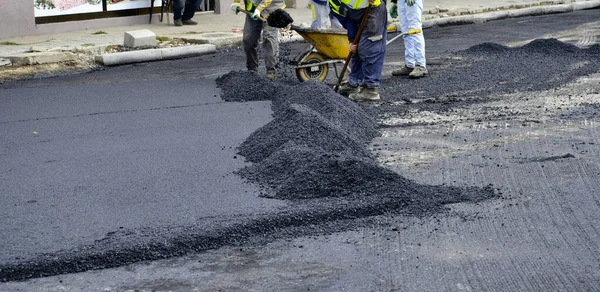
[341,0,380,10]
[328,0,343,16]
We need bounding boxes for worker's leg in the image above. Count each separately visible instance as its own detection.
[262,23,280,74]
[400,0,425,68]
[243,15,264,71]
[348,49,364,86]
[173,0,185,21]
[311,1,330,29]
[182,0,202,21]
[358,4,387,88]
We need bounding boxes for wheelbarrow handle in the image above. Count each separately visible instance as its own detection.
[236,7,267,22]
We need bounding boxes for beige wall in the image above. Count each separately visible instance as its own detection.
[0,0,37,38]
[0,0,308,39]
[0,0,161,39]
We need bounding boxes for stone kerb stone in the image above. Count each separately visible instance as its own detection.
[124,29,157,48]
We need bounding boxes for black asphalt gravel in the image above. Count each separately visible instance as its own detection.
[0,59,500,283]
[374,39,600,125]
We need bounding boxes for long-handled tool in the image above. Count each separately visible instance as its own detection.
[236,7,267,22]
[334,6,372,93]
[235,7,293,28]
[386,29,421,46]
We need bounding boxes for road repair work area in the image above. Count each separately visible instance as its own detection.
[1,2,599,291]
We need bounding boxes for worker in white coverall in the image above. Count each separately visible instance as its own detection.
[312,0,344,29]
[231,0,286,80]
[390,0,428,78]
[311,0,330,28]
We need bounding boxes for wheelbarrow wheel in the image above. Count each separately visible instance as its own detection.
[296,52,329,82]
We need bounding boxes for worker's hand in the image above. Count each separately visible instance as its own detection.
[349,43,357,53]
[230,3,241,14]
[405,0,415,6]
[368,0,375,5]
[390,3,398,18]
[251,8,262,20]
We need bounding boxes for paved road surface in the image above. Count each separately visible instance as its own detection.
[1,9,599,291]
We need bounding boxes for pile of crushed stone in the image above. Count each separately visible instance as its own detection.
[217,71,497,204]
[381,38,600,101]
[0,64,504,284]
[216,70,284,102]
[237,144,413,199]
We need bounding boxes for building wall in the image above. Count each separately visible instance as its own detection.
[0,0,37,38]
[0,0,308,39]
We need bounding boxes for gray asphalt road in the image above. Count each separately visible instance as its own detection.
[0,78,288,261]
[1,9,599,291]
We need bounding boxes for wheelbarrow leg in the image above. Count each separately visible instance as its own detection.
[333,61,349,84]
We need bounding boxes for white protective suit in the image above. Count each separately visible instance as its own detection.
[399,0,426,68]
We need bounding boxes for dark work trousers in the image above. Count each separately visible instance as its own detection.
[345,4,387,89]
[174,0,203,21]
[243,14,280,73]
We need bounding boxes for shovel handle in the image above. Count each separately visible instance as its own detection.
[334,5,372,93]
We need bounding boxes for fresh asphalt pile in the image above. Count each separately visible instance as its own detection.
[376,38,600,125]
[0,68,498,282]
[8,39,595,283]
[4,38,596,283]
[217,71,498,205]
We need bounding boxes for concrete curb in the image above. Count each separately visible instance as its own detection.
[95,44,216,66]
[7,51,76,66]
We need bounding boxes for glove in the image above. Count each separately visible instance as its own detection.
[251,8,262,20]
[405,0,415,6]
[390,3,398,18]
[230,3,240,14]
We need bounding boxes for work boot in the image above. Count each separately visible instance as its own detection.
[266,71,276,80]
[337,83,360,96]
[349,87,381,101]
[182,19,198,25]
[174,19,183,27]
[409,66,428,79]
[391,65,413,76]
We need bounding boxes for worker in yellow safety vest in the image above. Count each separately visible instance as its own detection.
[231,0,286,80]
[336,0,387,101]
[328,0,346,28]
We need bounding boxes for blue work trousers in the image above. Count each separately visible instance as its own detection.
[174,0,203,21]
[345,4,387,89]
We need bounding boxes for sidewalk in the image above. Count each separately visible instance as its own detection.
[0,0,599,69]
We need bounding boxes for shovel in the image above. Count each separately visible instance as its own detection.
[334,5,372,93]
[236,7,267,22]
[235,7,294,28]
